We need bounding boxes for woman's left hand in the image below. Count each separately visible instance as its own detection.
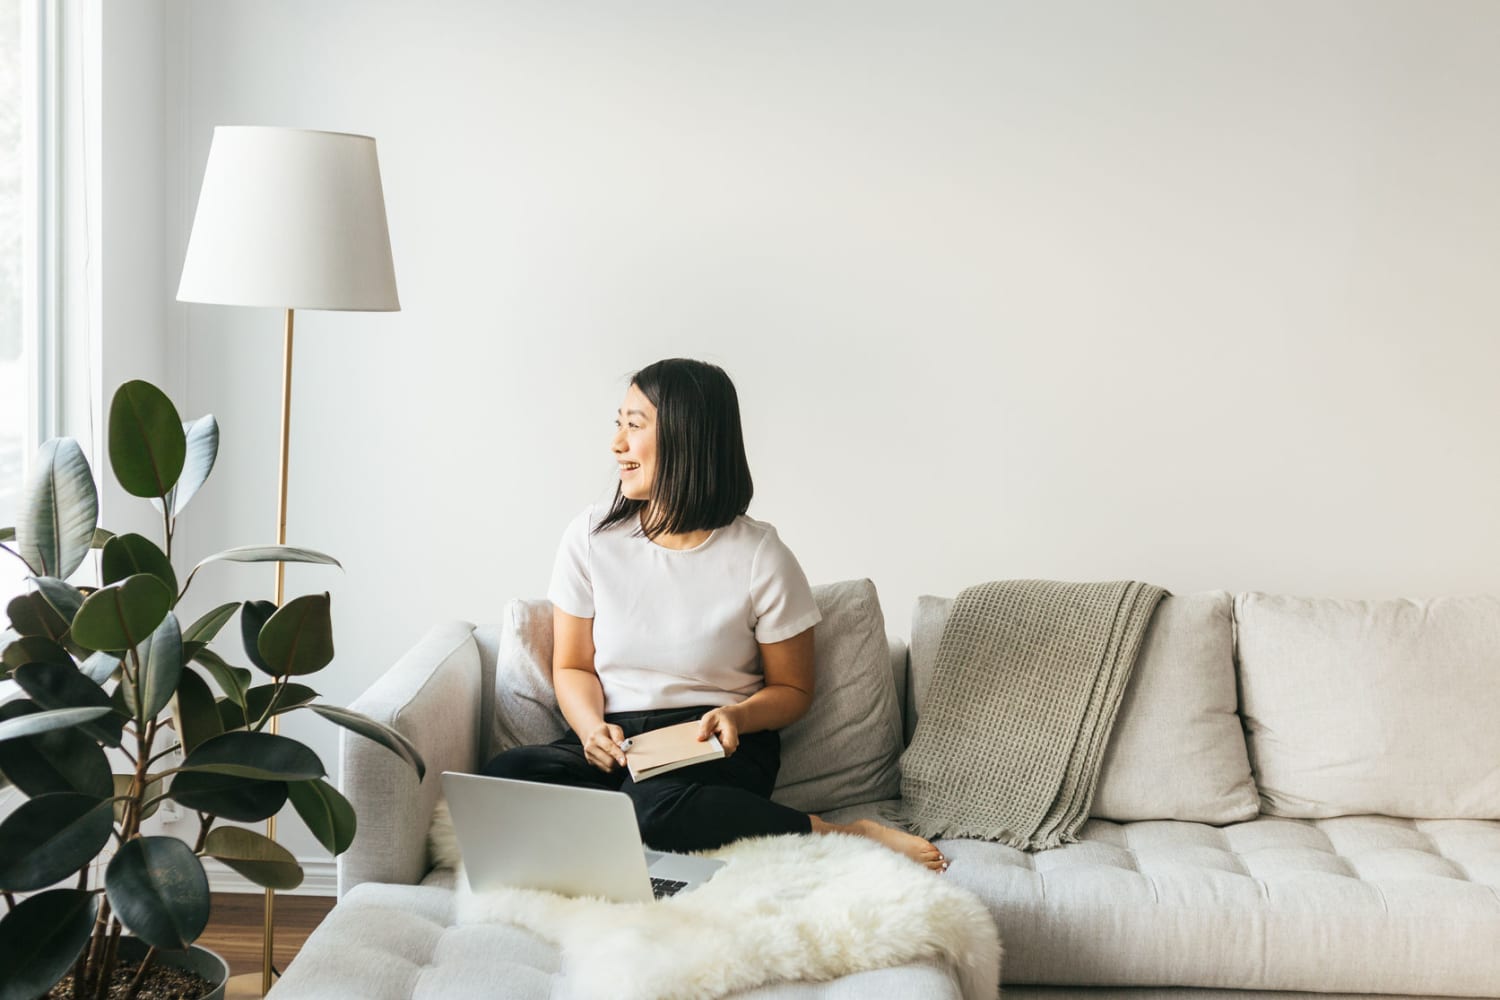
[698,706,742,756]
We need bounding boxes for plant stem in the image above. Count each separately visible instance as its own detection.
[81,898,112,998]
[146,742,182,766]
[124,945,157,1000]
[162,502,173,565]
[194,813,214,853]
[95,918,123,1000]
[3,890,13,911]
[0,541,37,573]
[253,675,292,731]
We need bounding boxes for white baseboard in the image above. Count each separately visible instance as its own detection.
[201,857,338,897]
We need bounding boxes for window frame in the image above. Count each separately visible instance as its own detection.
[22,0,62,450]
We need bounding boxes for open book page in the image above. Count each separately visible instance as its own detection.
[624,720,725,781]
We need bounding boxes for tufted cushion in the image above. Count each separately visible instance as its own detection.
[488,583,901,814]
[910,592,1258,824]
[1236,593,1500,819]
[269,881,963,999]
[934,813,1500,994]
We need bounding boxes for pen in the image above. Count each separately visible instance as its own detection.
[620,738,633,751]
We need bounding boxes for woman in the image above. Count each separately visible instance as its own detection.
[484,358,946,872]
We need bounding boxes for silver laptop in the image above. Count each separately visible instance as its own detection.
[441,771,726,902]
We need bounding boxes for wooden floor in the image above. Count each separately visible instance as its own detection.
[198,892,337,979]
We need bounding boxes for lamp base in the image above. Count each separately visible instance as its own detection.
[225,971,277,999]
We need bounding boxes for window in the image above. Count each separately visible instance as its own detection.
[1,0,25,529]
[1,0,53,604]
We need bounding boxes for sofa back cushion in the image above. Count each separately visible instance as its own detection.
[773,578,904,812]
[490,581,903,814]
[1235,592,1500,819]
[490,599,570,754]
[909,590,1258,824]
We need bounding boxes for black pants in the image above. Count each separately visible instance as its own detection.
[481,705,813,853]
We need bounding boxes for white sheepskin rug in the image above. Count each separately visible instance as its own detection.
[428,801,1001,1000]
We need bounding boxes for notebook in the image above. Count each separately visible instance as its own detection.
[623,720,725,781]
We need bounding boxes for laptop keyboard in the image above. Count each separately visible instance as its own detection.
[650,877,689,899]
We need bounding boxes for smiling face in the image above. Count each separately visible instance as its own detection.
[613,382,657,501]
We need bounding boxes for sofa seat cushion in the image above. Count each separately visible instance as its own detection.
[939,814,1500,995]
[269,881,965,1000]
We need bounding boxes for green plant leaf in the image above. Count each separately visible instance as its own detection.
[5,592,69,642]
[203,826,303,890]
[113,772,166,823]
[108,381,186,500]
[101,533,178,595]
[168,771,287,822]
[251,682,319,720]
[192,648,251,708]
[171,667,222,755]
[70,574,173,652]
[14,437,98,580]
[309,705,427,781]
[183,602,240,645]
[287,778,357,855]
[0,888,98,1000]
[91,527,114,548]
[0,793,114,892]
[222,683,320,730]
[13,663,123,748]
[257,593,334,677]
[194,544,341,572]
[2,635,72,672]
[216,698,245,731]
[239,599,276,674]
[151,414,219,519]
[80,651,121,684]
[105,836,209,950]
[178,731,325,781]
[31,577,85,624]
[127,611,183,721]
[178,545,342,601]
[0,702,112,798]
[0,704,113,745]
[0,526,12,542]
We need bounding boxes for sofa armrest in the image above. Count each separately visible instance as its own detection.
[337,620,480,896]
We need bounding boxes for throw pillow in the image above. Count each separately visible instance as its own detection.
[909,591,1258,824]
[491,598,569,751]
[772,579,904,813]
[1236,592,1500,819]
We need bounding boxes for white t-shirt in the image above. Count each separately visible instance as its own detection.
[547,504,823,714]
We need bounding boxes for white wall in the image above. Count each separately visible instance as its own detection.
[159,0,1500,871]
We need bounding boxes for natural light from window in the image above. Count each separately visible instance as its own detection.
[1,0,27,598]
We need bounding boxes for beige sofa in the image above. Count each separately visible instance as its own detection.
[270,583,1500,999]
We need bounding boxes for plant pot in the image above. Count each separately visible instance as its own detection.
[114,936,229,1000]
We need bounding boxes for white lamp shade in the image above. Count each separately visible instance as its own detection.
[177,126,400,311]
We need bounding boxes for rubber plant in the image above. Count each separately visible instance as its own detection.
[0,380,425,1000]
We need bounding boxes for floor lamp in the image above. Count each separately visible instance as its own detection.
[176,126,400,997]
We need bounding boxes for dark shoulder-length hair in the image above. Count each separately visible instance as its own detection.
[595,358,754,538]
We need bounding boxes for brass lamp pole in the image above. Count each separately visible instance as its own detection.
[177,126,400,998]
[259,305,295,993]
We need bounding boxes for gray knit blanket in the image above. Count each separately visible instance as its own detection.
[898,579,1166,850]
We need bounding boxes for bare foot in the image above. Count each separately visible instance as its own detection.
[810,816,949,872]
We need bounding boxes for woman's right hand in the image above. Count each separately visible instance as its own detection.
[582,722,628,772]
